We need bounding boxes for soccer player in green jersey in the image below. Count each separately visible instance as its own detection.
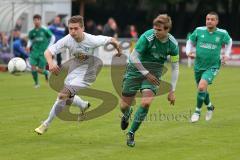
[186,12,232,122]
[27,14,55,88]
[120,14,179,147]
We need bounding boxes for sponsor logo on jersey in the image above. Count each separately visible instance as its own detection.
[152,52,167,59]
[199,42,217,50]
[77,45,90,53]
[35,37,44,41]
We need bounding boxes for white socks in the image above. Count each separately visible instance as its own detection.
[43,95,88,126]
[43,98,66,126]
[72,95,89,111]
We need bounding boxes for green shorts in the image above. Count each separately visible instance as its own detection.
[121,64,161,96]
[29,55,47,69]
[122,77,159,96]
[194,68,219,85]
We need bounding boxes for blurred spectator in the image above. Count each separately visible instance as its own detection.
[85,19,98,35]
[64,23,69,35]
[13,29,28,60]
[103,17,119,38]
[95,24,103,35]
[48,15,66,66]
[123,25,138,52]
[15,19,22,31]
[124,25,138,38]
[0,33,13,64]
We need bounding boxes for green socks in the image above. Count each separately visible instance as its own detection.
[43,70,49,80]
[121,106,133,121]
[129,105,149,133]
[32,70,38,85]
[195,91,207,114]
[204,92,214,111]
[204,92,210,106]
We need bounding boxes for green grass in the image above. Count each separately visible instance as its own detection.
[0,65,239,160]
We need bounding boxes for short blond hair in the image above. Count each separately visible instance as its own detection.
[68,15,84,27]
[153,14,172,30]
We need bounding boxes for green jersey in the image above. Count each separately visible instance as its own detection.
[28,27,52,56]
[134,29,179,65]
[189,26,231,70]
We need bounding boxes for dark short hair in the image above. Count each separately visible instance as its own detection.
[68,15,84,27]
[207,11,219,20]
[33,14,41,20]
[153,14,172,30]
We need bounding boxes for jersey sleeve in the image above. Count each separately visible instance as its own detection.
[169,36,179,63]
[135,34,149,54]
[222,31,231,44]
[170,44,179,63]
[48,35,68,55]
[28,31,33,40]
[45,29,52,39]
[189,29,198,44]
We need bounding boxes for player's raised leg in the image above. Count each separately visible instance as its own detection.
[38,56,49,81]
[72,95,90,113]
[126,89,154,147]
[204,91,215,121]
[191,79,208,122]
[35,87,70,135]
[31,64,39,88]
[120,96,134,130]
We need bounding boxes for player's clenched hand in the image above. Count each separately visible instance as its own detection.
[49,64,60,75]
[110,38,122,57]
[114,53,122,57]
[187,52,195,59]
[168,91,176,105]
[146,73,160,86]
[221,55,229,65]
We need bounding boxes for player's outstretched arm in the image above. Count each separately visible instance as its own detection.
[44,49,60,75]
[222,38,232,64]
[168,62,179,105]
[26,39,32,53]
[109,38,122,57]
[186,40,195,59]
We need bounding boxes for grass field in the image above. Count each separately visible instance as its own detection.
[0,64,239,160]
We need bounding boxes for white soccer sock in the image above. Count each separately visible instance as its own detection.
[43,98,66,126]
[72,95,88,110]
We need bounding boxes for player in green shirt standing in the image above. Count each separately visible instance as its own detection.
[120,14,179,147]
[186,11,232,122]
[27,14,55,88]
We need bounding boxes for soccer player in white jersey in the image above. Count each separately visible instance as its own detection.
[35,15,121,135]
[186,12,232,122]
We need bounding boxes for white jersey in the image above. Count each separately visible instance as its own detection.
[48,32,111,56]
[48,32,112,89]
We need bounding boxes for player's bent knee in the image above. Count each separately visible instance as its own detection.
[37,68,43,73]
[198,83,207,91]
[198,80,208,91]
[141,100,152,108]
[58,88,71,100]
[66,98,73,105]
[120,96,134,108]
[58,93,68,100]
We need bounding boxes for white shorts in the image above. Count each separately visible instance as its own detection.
[63,57,102,95]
